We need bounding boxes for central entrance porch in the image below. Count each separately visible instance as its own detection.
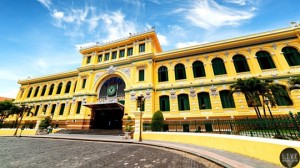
[85,102,124,129]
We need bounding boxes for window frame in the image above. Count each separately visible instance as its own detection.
[159,95,170,111]
[197,92,211,110]
[175,63,187,80]
[212,58,227,75]
[256,51,276,70]
[232,55,250,73]
[219,90,235,108]
[158,66,169,82]
[192,61,206,78]
[177,94,190,111]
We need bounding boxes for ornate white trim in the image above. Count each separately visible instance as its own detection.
[107,65,117,74]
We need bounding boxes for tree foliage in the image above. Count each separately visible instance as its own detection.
[288,77,300,90]
[39,116,52,129]
[0,100,14,123]
[151,110,164,131]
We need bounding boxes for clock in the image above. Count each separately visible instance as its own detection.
[107,84,117,96]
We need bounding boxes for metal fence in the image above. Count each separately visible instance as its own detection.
[143,112,300,140]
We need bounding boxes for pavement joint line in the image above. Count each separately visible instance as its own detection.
[19,135,256,168]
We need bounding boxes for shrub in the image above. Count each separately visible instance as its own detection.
[124,116,133,132]
[151,110,164,131]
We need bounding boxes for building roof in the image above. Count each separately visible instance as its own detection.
[0,96,13,101]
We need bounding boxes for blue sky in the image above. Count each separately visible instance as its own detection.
[1,0,300,98]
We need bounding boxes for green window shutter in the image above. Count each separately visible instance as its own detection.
[65,81,71,93]
[56,83,62,94]
[59,103,65,115]
[160,96,170,111]
[98,55,102,62]
[86,56,91,64]
[272,86,293,106]
[256,51,276,70]
[139,43,145,52]
[48,84,54,95]
[158,66,168,82]
[175,64,186,80]
[105,53,110,61]
[178,94,190,111]
[27,88,32,98]
[76,101,82,114]
[127,48,133,56]
[220,90,235,108]
[212,58,227,75]
[34,105,40,116]
[112,51,117,59]
[233,55,250,73]
[193,61,206,78]
[139,70,144,81]
[82,79,86,88]
[198,92,211,109]
[41,85,46,96]
[282,47,300,66]
[51,104,56,115]
[119,50,125,58]
[34,87,39,97]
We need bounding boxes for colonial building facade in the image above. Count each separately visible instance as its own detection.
[8,26,300,130]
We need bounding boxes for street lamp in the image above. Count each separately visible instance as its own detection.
[137,94,145,142]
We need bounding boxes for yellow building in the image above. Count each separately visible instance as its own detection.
[9,26,300,130]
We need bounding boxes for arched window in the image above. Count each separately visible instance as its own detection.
[272,86,293,106]
[282,47,300,66]
[177,94,190,111]
[219,90,235,108]
[65,81,71,93]
[27,87,33,98]
[233,55,250,73]
[256,51,276,70]
[158,66,168,82]
[212,58,227,75]
[174,63,186,80]
[34,86,40,97]
[41,85,47,96]
[48,84,54,95]
[159,95,170,111]
[73,81,77,92]
[192,61,206,78]
[197,92,211,110]
[56,82,63,94]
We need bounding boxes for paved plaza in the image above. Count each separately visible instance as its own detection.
[0,137,221,168]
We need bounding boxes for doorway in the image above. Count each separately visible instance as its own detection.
[93,109,124,129]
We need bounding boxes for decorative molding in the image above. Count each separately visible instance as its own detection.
[130,90,136,100]
[107,65,117,74]
[210,85,218,96]
[145,89,151,99]
[94,72,105,85]
[170,89,176,99]
[189,87,196,97]
[247,48,251,54]
[120,68,130,78]
[272,43,277,50]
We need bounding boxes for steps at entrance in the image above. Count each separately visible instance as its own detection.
[55,129,124,136]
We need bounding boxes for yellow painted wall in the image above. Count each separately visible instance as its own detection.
[136,132,300,167]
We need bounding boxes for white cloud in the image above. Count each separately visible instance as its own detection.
[157,34,168,46]
[176,41,208,48]
[0,70,20,81]
[225,0,247,5]
[52,10,64,19]
[123,0,145,9]
[37,0,51,9]
[186,0,254,29]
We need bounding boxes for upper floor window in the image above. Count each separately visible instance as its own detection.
[139,43,145,53]
[212,58,227,75]
[34,86,40,97]
[86,56,91,64]
[82,79,86,89]
[197,92,211,110]
[233,55,250,73]
[119,49,125,58]
[282,47,300,66]
[97,55,102,62]
[159,95,170,111]
[41,85,47,96]
[34,105,40,116]
[158,66,168,82]
[65,81,71,93]
[56,82,63,94]
[177,94,190,111]
[192,61,206,78]
[27,87,33,98]
[256,51,276,70]
[139,69,145,81]
[220,90,235,108]
[73,81,77,92]
[48,84,54,95]
[104,53,110,61]
[112,51,117,59]
[175,63,186,80]
[127,48,133,56]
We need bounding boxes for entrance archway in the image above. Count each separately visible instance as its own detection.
[85,76,126,129]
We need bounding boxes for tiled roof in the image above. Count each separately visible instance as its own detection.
[0,96,13,101]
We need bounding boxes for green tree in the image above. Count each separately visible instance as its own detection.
[0,100,14,123]
[39,116,52,129]
[9,104,34,136]
[151,110,164,131]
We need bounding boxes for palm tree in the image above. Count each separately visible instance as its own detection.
[0,100,14,124]
[10,104,34,136]
[289,77,300,90]
[230,78,262,118]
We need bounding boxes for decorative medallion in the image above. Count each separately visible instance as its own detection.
[120,68,130,78]
[189,87,196,97]
[170,89,176,99]
[145,89,151,99]
[130,90,136,100]
[107,65,117,74]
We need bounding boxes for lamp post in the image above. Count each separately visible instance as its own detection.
[137,94,145,142]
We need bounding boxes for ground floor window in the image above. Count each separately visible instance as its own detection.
[178,94,190,111]
[159,95,170,111]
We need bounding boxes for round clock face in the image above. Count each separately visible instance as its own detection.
[107,85,116,96]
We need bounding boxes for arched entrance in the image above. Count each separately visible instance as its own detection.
[85,77,126,129]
